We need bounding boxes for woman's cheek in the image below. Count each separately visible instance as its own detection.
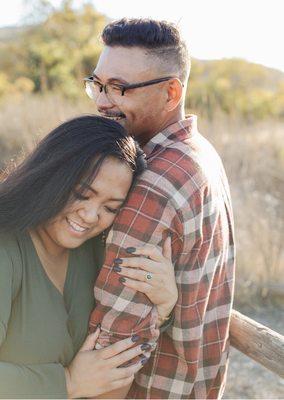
[105,213,117,229]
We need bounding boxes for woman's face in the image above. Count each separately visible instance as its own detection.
[43,157,133,250]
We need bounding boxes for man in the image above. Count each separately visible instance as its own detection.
[88,18,235,399]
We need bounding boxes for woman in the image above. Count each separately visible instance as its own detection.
[0,115,177,399]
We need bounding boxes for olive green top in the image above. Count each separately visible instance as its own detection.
[0,230,103,399]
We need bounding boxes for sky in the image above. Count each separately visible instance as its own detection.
[0,0,283,72]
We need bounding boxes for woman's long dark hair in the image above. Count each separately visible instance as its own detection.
[0,115,146,232]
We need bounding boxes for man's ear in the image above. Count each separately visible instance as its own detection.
[165,78,183,111]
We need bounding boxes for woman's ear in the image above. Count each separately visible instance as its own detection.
[165,78,183,112]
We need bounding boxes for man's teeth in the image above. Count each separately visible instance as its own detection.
[67,218,87,232]
[104,115,124,121]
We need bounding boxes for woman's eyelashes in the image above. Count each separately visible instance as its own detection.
[104,206,120,214]
[73,191,120,214]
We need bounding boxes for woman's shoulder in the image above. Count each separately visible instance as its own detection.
[0,231,24,296]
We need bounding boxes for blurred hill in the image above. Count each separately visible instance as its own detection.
[0,1,283,121]
[0,26,30,42]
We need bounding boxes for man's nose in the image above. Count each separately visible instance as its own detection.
[95,90,114,109]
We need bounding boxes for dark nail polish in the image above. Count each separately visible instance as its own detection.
[131,334,140,342]
[126,247,136,254]
[141,343,152,351]
[168,231,173,238]
[119,277,126,283]
[95,323,101,330]
[141,357,148,365]
[113,265,122,272]
[114,258,123,264]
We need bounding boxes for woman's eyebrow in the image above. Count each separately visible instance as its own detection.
[81,183,125,202]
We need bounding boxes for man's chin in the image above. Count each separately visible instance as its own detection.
[117,118,131,134]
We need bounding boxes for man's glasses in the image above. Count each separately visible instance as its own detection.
[84,76,174,104]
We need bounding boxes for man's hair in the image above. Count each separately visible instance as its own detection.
[101,18,190,83]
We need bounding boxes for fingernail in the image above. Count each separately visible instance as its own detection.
[95,323,101,330]
[131,334,140,342]
[168,231,173,238]
[126,247,136,253]
[119,277,126,283]
[113,265,122,272]
[114,258,123,264]
[141,343,152,351]
[141,357,148,365]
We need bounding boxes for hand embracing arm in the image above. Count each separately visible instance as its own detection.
[65,328,146,399]
[113,235,178,328]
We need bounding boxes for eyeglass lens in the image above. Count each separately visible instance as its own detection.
[85,81,123,104]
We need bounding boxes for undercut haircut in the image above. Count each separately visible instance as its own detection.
[101,18,190,83]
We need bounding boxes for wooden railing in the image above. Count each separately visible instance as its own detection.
[229,309,284,378]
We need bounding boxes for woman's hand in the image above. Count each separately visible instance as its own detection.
[113,235,178,322]
[65,328,147,398]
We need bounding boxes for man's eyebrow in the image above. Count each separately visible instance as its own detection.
[92,73,128,84]
[81,182,125,202]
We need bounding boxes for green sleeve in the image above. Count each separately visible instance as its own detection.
[0,362,67,399]
[0,243,67,399]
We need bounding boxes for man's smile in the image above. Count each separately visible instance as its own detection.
[99,112,126,121]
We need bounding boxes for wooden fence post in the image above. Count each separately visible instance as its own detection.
[229,309,284,378]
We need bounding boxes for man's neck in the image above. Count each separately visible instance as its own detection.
[138,109,185,147]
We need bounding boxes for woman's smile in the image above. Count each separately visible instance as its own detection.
[66,217,90,234]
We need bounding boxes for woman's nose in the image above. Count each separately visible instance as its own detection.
[77,206,99,224]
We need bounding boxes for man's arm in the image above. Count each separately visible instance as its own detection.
[89,182,181,349]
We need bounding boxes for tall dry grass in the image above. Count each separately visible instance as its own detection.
[199,115,284,306]
[0,93,95,166]
[0,94,283,305]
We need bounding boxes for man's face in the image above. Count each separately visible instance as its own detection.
[93,46,170,144]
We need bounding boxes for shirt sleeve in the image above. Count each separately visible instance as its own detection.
[89,181,183,349]
[0,245,67,399]
[159,310,175,334]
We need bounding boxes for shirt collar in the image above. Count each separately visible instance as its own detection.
[142,114,198,158]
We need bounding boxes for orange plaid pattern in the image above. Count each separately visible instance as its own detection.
[89,115,235,398]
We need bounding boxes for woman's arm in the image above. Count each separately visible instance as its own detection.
[0,361,67,399]
[0,245,68,398]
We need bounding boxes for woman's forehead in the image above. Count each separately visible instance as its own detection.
[83,158,133,196]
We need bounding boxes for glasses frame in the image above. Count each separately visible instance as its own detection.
[84,75,175,97]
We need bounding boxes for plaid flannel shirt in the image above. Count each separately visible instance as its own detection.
[89,115,235,399]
